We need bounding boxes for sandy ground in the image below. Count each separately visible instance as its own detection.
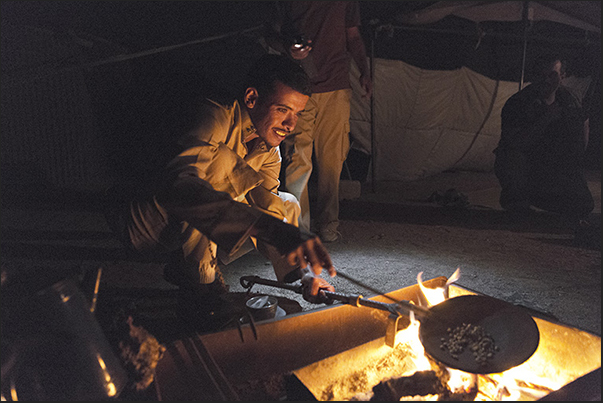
[1,170,600,343]
[224,170,601,335]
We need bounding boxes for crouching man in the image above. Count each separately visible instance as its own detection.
[105,54,336,329]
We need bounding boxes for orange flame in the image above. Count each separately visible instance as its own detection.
[294,269,600,401]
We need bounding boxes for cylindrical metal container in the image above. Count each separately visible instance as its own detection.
[245,295,278,321]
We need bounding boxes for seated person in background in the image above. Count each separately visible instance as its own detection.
[105,54,336,329]
[493,54,594,228]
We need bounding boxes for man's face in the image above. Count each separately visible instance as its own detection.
[542,60,564,90]
[245,81,309,148]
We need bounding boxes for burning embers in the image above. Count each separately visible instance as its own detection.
[294,308,482,400]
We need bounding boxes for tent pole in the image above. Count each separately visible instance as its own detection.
[519,1,531,91]
[370,27,376,193]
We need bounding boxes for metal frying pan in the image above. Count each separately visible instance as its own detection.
[239,276,540,374]
[412,294,540,374]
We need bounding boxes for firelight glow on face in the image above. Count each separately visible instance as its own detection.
[247,81,309,148]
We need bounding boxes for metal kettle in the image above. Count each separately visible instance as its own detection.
[1,275,128,401]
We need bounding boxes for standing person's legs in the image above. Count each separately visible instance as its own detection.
[313,89,351,241]
[281,95,317,231]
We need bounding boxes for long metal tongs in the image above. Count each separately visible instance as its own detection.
[239,275,430,320]
[239,274,429,346]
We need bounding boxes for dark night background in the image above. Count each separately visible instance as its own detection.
[1,6,601,398]
[1,1,600,191]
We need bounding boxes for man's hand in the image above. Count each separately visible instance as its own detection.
[300,268,335,304]
[286,236,336,278]
[359,73,373,99]
[288,40,313,60]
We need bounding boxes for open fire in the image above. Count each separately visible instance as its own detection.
[155,271,601,401]
[293,269,601,401]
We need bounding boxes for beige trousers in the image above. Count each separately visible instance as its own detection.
[281,89,351,232]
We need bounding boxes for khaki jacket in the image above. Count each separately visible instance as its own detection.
[127,97,296,258]
[168,98,288,219]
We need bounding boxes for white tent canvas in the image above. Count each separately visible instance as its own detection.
[351,1,599,184]
[349,58,591,182]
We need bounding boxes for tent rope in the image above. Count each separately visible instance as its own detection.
[451,78,500,168]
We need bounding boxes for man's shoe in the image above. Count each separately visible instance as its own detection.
[318,228,341,243]
[164,252,229,294]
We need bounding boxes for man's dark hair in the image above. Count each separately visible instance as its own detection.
[245,54,312,98]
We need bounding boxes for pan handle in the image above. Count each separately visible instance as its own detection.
[238,275,431,320]
[391,299,431,320]
[239,276,399,313]
[323,291,430,319]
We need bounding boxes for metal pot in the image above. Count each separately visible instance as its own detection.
[245,295,279,321]
[1,277,128,400]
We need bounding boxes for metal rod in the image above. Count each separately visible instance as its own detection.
[335,271,399,303]
[335,271,431,318]
[89,267,102,313]
[324,291,429,318]
[370,25,377,193]
[519,1,531,91]
[239,275,302,294]
[239,274,430,319]
[323,291,393,313]
[386,24,598,45]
